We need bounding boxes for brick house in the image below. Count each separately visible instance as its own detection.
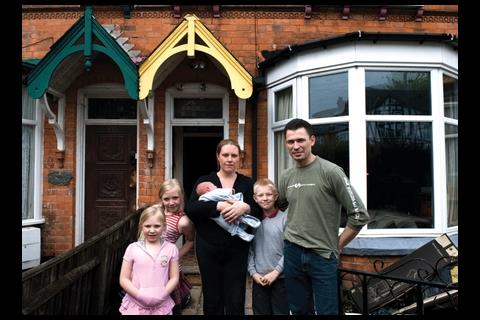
[22,5,458,272]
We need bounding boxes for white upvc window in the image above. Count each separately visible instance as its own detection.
[269,79,296,181]
[442,73,458,230]
[266,41,457,236]
[22,85,44,225]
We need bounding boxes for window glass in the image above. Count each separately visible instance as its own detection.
[445,124,458,227]
[311,123,349,177]
[22,86,36,221]
[88,98,137,119]
[366,71,431,115]
[22,87,36,120]
[443,75,458,119]
[309,72,348,118]
[22,125,34,219]
[174,98,222,119]
[366,121,433,229]
[274,131,294,183]
[312,123,349,227]
[275,87,292,121]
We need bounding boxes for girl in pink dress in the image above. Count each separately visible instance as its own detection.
[159,179,195,314]
[119,205,180,315]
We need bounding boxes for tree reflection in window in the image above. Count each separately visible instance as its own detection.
[366,71,431,115]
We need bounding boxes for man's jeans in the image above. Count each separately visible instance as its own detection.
[284,240,339,315]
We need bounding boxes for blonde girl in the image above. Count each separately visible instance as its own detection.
[159,179,195,314]
[119,205,180,315]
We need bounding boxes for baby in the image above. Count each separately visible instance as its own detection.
[196,181,261,242]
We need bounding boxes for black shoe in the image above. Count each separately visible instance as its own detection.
[181,293,192,309]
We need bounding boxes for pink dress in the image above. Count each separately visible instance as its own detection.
[119,240,179,315]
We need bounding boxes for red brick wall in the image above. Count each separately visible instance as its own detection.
[22,6,458,76]
[41,62,125,256]
[255,90,269,180]
[340,254,403,290]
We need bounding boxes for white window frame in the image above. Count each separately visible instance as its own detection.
[265,41,458,238]
[165,82,229,180]
[22,85,45,226]
[268,79,296,180]
[440,70,458,234]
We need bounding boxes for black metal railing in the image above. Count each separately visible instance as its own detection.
[338,254,458,315]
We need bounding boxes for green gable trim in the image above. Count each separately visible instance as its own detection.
[23,58,40,66]
[26,8,138,100]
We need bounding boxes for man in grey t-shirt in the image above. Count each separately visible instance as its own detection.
[278,118,370,315]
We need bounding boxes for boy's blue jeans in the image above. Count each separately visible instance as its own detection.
[284,240,339,315]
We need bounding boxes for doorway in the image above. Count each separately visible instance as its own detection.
[166,84,229,199]
[173,126,223,199]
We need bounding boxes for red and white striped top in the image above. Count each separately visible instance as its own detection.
[163,211,184,245]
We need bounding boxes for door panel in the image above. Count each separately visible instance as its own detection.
[85,125,136,240]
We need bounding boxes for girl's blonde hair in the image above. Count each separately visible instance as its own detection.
[158,178,185,211]
[137,204,166,240]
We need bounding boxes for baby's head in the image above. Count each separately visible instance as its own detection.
[196,181,217,196]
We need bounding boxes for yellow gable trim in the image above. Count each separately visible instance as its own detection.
[139,14,252,100]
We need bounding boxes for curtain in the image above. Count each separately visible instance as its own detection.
[445,125,458,227]
[275,87,292,121]
[274,87,294,181]
[22,125,34,219]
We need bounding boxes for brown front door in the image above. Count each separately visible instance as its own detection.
[85,125,136,240]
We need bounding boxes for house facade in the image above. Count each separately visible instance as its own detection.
[22,5,458,271]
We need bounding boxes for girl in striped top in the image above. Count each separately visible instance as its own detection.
[159,178,195,315]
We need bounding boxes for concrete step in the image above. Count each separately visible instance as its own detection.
[180,278,253,315]
[180,252,253,315]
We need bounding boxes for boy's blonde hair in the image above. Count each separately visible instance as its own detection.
[253,178,278,195]
[137,204,166,240]
[158,178,185,211]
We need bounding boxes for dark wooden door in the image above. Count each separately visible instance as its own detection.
[85,125,136,240]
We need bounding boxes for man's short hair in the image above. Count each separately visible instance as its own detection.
[283,118,314,137]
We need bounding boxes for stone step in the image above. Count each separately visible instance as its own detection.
[180,278,253,315]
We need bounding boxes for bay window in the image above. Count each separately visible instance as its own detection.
[267,41,457,237]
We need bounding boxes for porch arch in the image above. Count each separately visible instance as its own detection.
[139,14,252,100]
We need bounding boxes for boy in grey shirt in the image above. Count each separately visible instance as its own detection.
[247,178,288,315]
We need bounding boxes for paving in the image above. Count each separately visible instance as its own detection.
[181,252,253,315]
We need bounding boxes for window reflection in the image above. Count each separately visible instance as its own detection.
[312,123,349,227]
[174,98,223,119]
[88,98,137,119]
[367,122,433,228]
[309,72,348,118]
[366,71,431,115]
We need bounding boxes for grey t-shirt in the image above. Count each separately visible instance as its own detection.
[247,210,287,277]
[278,156,369,258]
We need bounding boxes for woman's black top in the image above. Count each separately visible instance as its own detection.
[185,171,262,245]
